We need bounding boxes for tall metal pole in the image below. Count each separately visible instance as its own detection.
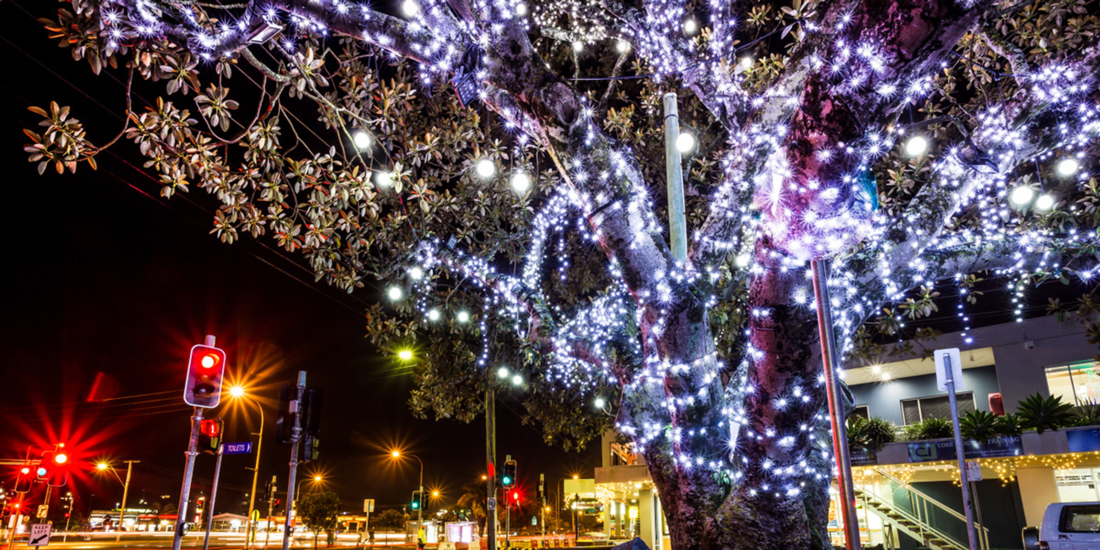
[945,357,978,550]
[485,388,497,550]
[540,474,545,538]
[63,494,72,543]
[246,399,265,550]
[282,371,306,550]
[810,259,861,550]
[116,460,138,542]
[172,406,204,550]
[265,476,276,549]
[663,93,687,263]
[417,459,424,545]
[203,445,225,550]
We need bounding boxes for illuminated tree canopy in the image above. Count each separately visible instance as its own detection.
[23,0,1100,547]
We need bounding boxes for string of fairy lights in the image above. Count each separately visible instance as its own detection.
[100,0,1100,503]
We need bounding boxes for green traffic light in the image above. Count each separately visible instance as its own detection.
[502,476,512,485]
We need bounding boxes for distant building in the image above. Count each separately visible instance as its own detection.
[842,313,1100,548]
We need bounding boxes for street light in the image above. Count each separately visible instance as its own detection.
[228,387,265,550]
[390,451,424,544]
[94,460,139,542]
[294,475,323,510]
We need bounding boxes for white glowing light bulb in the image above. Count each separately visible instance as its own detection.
[905,135,928,157]
[683,19,698,35]
[572,41,584,53]
[375,171,393,188]
[1057,158,1080,177]
[428,308,440,321]
[1036,193,1055,211]
[457,310,470,323]
[515,3,527,15]
[512,374,523,386]
[497,367,509,379]
[595,397,606,408]
[616,40,630,53]
[387,286,403,301]
[401,0,419,16]
[1009,186,1035,205]
[735,254,751,268]
[476,159,496,178]
[676,132,696,153]
[353,130,371,150]
[409,266,424,280]
[510,171,531,193]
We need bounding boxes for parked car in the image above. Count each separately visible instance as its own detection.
[1023,502,1100,549]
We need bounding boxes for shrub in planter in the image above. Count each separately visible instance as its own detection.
[997,413,1023,436]
[904,418,953,440]
[1075,402,1100,427]
[960,410,999,443]
[847,416,897,451]
[1016,393,1077,434]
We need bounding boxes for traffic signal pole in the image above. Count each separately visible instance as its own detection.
[245,399,265,550]
[281,371,306,550]
[202,444,225,550]
[172,406,204,550]
[485,388,496,550]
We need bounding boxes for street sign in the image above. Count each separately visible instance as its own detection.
[29,523,51,546]
[223,441,253,454]
[36,504,49,518]
[487,498,496,511]
[966,460,983,481]
[531,517,537,526]
[363,499,375,513]
[934,348,963,391]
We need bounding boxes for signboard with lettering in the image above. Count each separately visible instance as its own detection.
[850,448,877,467]
[908,435,1023,463]
[223,442,253,455]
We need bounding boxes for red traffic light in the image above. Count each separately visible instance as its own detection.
[511,490,520,502]
[54,453,68,465]
[184,343,227,408]
[20,466,30,475]
[200,419,221,437]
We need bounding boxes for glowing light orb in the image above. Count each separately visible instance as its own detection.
[497,367,509,379]
[1036,193,1055,211]
[595,397,606,408]
[409,266,423,280]
[616,40,630,53]
[388,286,403,301]
[457,310,470,323]
[511,374,523,386]
[676,132,696,153]
[476,159,496,178]
[375,171,393,188]
[510,172,531,193]
[401,0,419,16]
[428,308,440,321]
[353,131,371,150]
[683,19,697,35]
[515,3,527,15]
[905,135,928,157]
[1057,158,1080,177]
[397,350,413,361]
[1009,186,1035,205]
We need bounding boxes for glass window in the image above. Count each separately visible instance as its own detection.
[1046,361,1100,406]
[1055,468,1100,503]
[1061,504,1100,533]
[851,405,869,420]
[899,393,975,425]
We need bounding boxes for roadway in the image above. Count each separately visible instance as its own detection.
[0,531,413,549]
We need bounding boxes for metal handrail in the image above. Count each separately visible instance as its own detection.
[870,470,991,549]
[856,486,962,549]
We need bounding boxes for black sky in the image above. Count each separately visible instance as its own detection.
[0,0,600,520]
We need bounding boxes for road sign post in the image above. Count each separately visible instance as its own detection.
[936,348,978,550]
[203,443,225,550]
[28,524,50,547]
[36,506,48,519]
[282,371,306,550]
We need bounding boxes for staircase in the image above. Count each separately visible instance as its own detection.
[854,470,990,550]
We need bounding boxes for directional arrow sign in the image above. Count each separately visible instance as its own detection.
[29,523,51,546]
[222,442,253,455]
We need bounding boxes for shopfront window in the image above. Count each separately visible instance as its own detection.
[1046,361,1100,406]
[1056,468,1100,502]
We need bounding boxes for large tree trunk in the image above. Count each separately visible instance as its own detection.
[633,238,832,550]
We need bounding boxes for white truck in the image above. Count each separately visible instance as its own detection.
[1023,502,1100,550]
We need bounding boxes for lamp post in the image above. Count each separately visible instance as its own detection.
[293,476,322,512]
[96,460,139,542]
[391,451,423,545]
[230,387,265,550]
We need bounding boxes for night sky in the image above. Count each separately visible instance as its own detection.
[0,0,600,520]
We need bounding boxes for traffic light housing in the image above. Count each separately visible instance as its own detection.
[14,464,32,493]
[275,384,296,445]
[184,344,227,408]
[410,490,422,510]
[199,419,223,454]
[301,388,323,436]
[502,460,516,488]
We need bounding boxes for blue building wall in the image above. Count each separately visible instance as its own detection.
[848,365,1001,426]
